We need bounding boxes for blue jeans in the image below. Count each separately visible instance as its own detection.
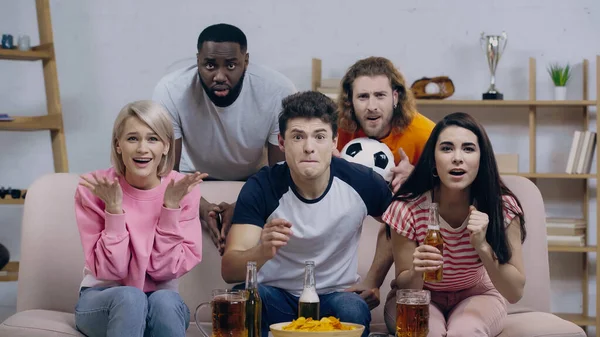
[235,284,371,337]
[74,286,190,337]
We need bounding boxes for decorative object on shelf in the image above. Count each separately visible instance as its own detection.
[17,34,30,51]
[0,187,26,200]
[1,34,14,49]
[565,130,597,174]
[480,31,508,100]
[410,76,455,99]
[547,63,571,100]
[0,114,13,121]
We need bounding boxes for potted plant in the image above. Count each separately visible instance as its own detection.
[547,63,571,100]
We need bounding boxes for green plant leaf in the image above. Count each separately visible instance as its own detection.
[547,62,571,86]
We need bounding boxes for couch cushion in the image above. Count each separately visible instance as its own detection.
[500,176,552,313]
[0,310,83,337]
[17,173,84,313]
[498,312,586,337]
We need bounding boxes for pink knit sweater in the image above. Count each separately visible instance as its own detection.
[74,167,202,292]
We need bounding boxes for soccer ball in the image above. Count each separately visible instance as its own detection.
[341,137,395,182]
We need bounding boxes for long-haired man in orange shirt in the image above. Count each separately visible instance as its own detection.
[336,56,434,313]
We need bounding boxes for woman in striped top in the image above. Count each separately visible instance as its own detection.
[382,112,526,336]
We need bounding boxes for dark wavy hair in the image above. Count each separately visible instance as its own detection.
[338,57,417,134]
[279,91,338,138]
[386,112,526,264]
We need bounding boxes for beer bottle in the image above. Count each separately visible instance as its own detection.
[423,203,444,282]
[245,261,262,337]
[298,261,320,320]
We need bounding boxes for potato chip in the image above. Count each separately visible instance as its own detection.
[282,317,357,331]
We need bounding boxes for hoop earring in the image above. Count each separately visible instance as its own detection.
[393,103,398,109]
[432,167,438,177]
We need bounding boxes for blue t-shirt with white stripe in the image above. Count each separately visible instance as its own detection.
[232,156,392,296]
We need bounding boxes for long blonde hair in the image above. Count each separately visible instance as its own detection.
[338,57,417,133]
[110,100,175,177]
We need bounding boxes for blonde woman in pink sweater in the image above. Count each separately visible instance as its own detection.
[74,100,205,337]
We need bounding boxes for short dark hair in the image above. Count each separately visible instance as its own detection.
[197,23,247,51]
[278,91,338,138]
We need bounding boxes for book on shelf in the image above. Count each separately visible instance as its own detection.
[546,217,586,227]
[546,218,586,244]
[547,235,585,246]
[565,130,597,174]
[547,225,586,236]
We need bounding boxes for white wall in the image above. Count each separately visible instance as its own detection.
[1,0,599,333]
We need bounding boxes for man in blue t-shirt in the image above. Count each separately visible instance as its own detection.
[222,91,393,337]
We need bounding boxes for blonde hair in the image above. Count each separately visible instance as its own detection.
[110,100,175,177]
[338,56,417,133]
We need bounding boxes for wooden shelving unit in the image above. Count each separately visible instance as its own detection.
[0,1,68,282]
[0,0,68,170]
[313,56,600,328]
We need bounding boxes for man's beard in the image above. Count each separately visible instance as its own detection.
[199,71,246,108]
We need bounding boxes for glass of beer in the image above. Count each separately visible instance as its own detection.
[195,289,248,337]
[396,289,430,337]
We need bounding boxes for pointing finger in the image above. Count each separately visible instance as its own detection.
[398,147,409,161]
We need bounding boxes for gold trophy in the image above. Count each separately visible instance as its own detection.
[480,31,508,100]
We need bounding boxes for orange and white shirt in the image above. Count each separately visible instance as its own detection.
[382,191,522,292]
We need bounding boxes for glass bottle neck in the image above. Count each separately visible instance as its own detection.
[304,263,315,288]
[245,262,258,289]
[428,224,441,230]
[428,203,440,230]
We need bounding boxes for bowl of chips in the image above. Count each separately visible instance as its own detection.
[270,316,365,337]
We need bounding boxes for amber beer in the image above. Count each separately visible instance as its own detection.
[423,203,444,283]
[194,289,248,337]
[211,294,247,337]
[298,261,320,320]
[396,289,430,337]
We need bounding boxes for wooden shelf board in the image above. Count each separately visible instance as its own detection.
[0,45,52,61]
[548,245,596,253]
[553,313,596,326]
[0,115,63,131]
[317,87,338,94]
[0,261,19,282]
[316,88,596,107]
[416,99,597,107]
[501,173,595,179]
[0,198,24,205]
